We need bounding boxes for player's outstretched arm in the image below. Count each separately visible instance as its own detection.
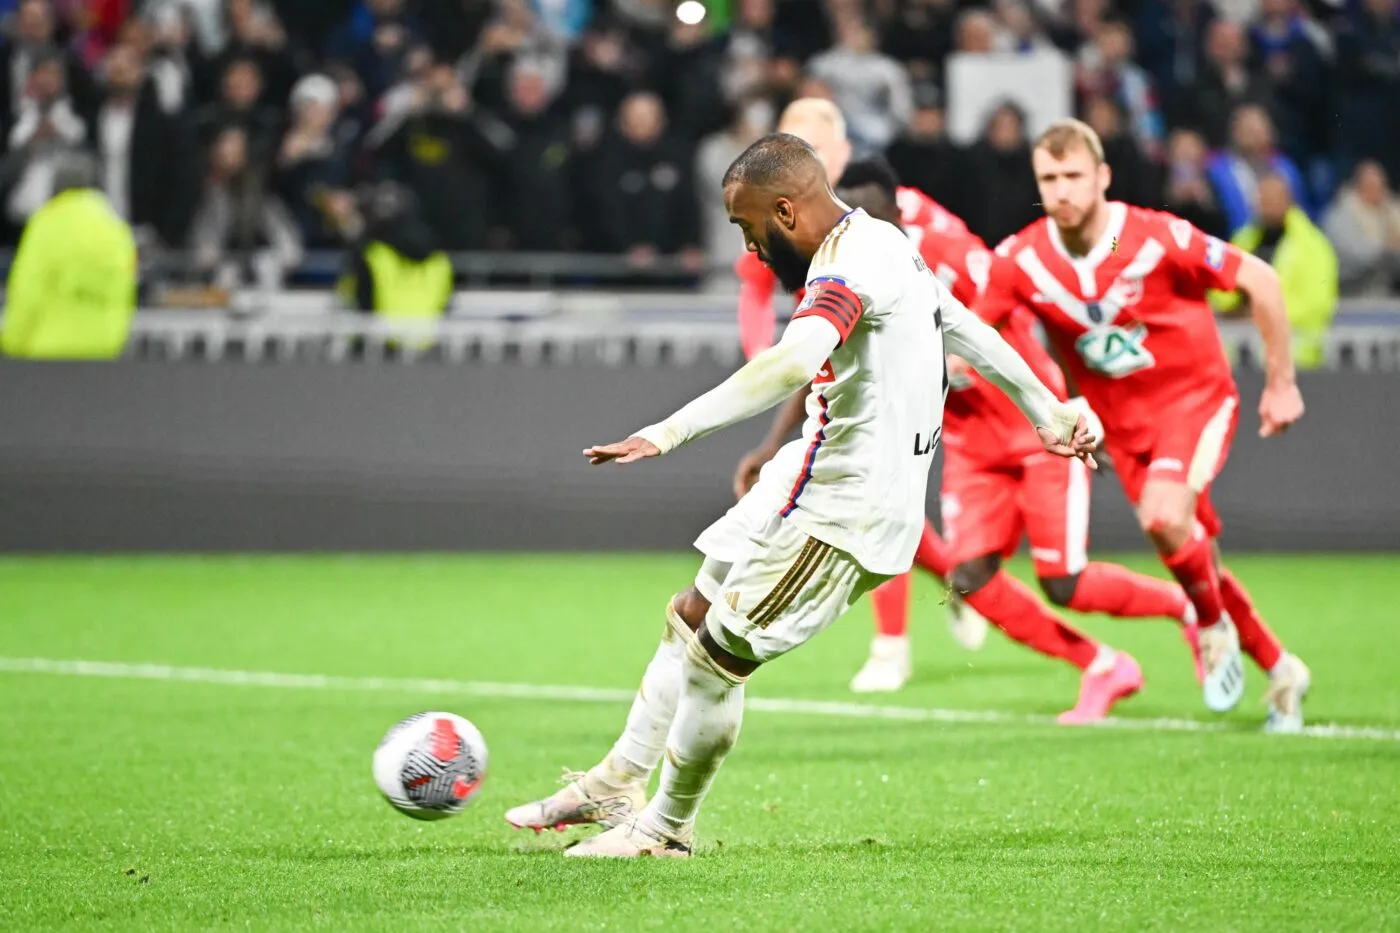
[942,300,1098,469]
[583,317,840,466]
[1234,252,1304,437]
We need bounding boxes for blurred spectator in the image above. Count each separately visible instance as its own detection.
[1134,0,1217,115]
[995,0,1055,54]
[649,8,727,142]
[325,0,425,99]
[1163,127,1229,237]
[468,0,568,112]
[807,13,912,154]
[528,0,592,43]
[96,42,197,247]
[0,0,97,128]
[1333,0,1400,184]
[1323,161,1400,297]
[881,0,958,85]
[275,73,354,248]
[54,0,129,69]
[961,100,1040,246]
[1083,94,1159,207]
[1174,19,1271,149]
[3,49,87,229]
[1248,0,1331,191]
[190,125,304,291]
[954,9,999,54]
[495,62,575,250]
[1206,103,1308,235]
[214,0,297,107]
[1076,18,1165,158]
[721,0,780,103]
[144,2,196,113]
[374,62,497,249]
[560,23,633,154]
[886,85,964,218]
[695,96,771,276]
[1214,174,1336,368]
[588,90,700,266]
[2,152,136,359]
[1046,0,1109,55]
[340,181,452,320]
[195,56,280,158]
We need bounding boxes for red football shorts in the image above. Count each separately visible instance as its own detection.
[940,451,1092,578]
[1110,394,1239,539]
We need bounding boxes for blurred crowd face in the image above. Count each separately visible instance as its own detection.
[1206,20,1245,68]
[619,93,665,146]
[509,68,550,117]
[212,128,249,179]
[16,0,53,46]
[1354,162,1390,208]
[737,0,774,30]
[1231,105,1274,158]
[985,104,1027,152]
[908,104,945,141]
[1257,175,1292,227]
[223,60,262,109]
[1095,22,1133,66]
[1168,128,1208,168]
[369,0,405,18]
[27,57,64,104]
[1085,96,1121,139]
[1033,140,1110,234]
[105,44,144,95]
[956,11,996,53]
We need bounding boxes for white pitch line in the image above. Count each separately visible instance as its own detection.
[2,656,1398,743]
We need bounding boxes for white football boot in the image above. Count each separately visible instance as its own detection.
[1199,617,1247,713]
[504,766,646,834]
[1264,653,1312,734]
[947,592,988,651]
[849,634,912,693]
[564,817,691,859]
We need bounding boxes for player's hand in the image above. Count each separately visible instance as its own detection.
[1037,410,1098,470]
[1259,381,1304,437]
[1064,397,1104,450]
[583,436,660,465]
[733,446,776,500]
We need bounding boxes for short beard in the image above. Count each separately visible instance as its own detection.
[763,218,810,294]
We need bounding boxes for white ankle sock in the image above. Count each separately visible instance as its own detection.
[646,636,746,840]
[592,605,692,787]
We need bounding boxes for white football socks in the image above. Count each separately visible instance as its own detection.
[646,635,747,841]
[590,604,692,789]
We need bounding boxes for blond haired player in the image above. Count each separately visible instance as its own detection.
[734,97,987,693]
[505,134,1095,857]
[976,119,1311,731]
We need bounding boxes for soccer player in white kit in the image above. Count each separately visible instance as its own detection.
[504,134,1097,858]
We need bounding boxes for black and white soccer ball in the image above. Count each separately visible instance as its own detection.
[373,712,488,820]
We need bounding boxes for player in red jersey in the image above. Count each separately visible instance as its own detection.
[833,159,1203,721]
[976,119,1310,732]
[731,99,977,695]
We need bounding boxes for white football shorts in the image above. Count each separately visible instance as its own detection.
[693,486,886,663]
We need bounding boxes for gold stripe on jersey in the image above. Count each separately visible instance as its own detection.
[750,538,832,629]
[814,215,855,270]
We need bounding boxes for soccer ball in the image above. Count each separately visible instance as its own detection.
[373,712,488,820]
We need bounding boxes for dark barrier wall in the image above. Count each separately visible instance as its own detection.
[0,362,1396,552]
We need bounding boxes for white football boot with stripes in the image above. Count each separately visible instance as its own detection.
[1264,653,1312,734]
[947,593,989,651]
[504,767,646,834]
[1199,616,1246,713]
[849,634,912,693]
[564,817,691,859]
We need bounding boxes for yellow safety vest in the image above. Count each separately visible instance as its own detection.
[362,241,453,320]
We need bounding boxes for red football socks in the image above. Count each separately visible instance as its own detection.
[1068,562,1190,623]
[871,572,912,638]
[1219,569,1284,671]
[966,571,1098,670]
[1162,530,1226,628]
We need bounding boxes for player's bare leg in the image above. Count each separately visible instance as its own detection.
[567,624,757,859]
[955,555,1142,724]
[1138,480,1245,713]
[504,589,709,833]
[1040,568,1202,682]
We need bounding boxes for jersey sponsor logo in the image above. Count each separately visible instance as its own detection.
[1169,218,1193,250]
[913,427,941,457]
[1205,236,1227,270]
[1074,323,1156,377]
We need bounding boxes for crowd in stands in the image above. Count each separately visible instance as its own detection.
[0,0,1397,297]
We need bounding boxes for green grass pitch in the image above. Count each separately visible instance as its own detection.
[2,553,1398,931]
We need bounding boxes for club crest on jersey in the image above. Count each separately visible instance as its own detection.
[795,290,817,314]
[1206,236,1227,270]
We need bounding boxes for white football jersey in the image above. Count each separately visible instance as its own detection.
[754,209,966,575]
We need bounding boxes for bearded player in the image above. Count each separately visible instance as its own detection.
[733,98,984,694]
[976,119,1310,732]
[505,134,1095,857]
[743,158,1201,722]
